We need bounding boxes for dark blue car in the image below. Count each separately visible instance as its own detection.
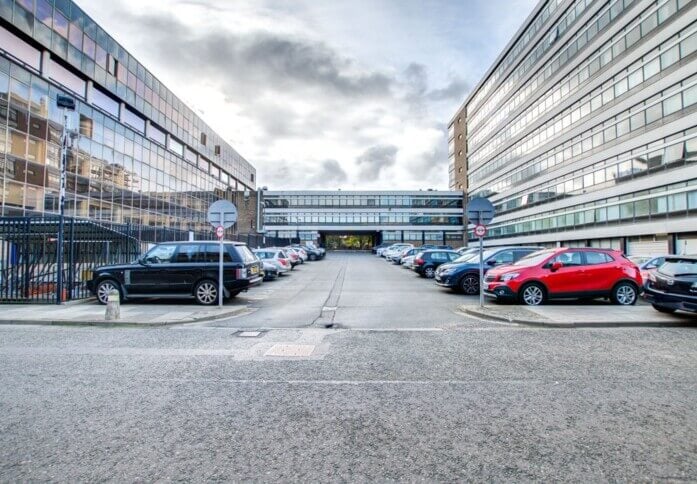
[434,246,543,294]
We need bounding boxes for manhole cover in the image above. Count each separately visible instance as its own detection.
[237,331,263,338]
[265,344,315,357]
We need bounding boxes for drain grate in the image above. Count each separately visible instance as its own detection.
[264,344,315,357]
[236,330,264,338]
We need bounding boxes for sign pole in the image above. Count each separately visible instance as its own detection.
[218,214,224,308]
[479,227,484,308]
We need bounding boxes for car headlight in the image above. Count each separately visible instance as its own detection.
[500,272,520,282]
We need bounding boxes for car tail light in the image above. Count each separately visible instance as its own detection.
[415,258,425,265]
[279,258,288,266]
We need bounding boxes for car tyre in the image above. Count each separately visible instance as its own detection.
[519,282,546,306]
[459,274,479,295]
[194,279,219,306]
[309,254,317,261]
[611,281,638,306]
[651,303,676,314]
[424,267,436,279]
[96,279,122,305]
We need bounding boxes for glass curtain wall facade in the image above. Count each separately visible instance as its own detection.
[261,191,465,245]
[452,0,697,255]
[0,0,255,232]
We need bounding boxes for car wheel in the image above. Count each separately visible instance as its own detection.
[611,282,638,306]
[309,254,317,261]
[652,304,676,314]
[459,274,479,295]
[194,280,218,305]
[96,279,121,305]
[519,282,546,306]
[424,267,436,279]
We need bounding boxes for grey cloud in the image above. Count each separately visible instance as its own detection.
[122,11,392,100]
[427,78,470,102]
[404,63,428,96]
[310,159,348,185]
[356,144,398,180]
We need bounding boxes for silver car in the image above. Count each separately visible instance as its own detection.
[254,248,292,274]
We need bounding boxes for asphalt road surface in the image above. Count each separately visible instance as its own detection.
[1,252,696,481]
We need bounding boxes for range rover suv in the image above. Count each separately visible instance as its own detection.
[87,241,263,305]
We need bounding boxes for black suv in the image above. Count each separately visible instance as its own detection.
[87,241,263,305]
[412,250,461,278]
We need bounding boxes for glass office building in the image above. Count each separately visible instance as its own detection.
[0,0,255,233]
[261,191,465,247]
[451,0,697,255]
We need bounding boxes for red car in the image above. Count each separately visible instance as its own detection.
[484,248,643,306]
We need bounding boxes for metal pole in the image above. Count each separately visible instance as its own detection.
[479,234,484,308]
[219,211,224,308]
[56,108,68,305]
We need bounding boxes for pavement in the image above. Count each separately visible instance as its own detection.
[0,301,249,326]
[462,303,697,328]
[1,253,696,481]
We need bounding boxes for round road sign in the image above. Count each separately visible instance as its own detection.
[474,224,487,238]
[215,225,224,239]
[207,200,238,229]
[466,197,495,225]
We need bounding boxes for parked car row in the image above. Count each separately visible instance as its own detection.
[377,242,696,313]
[87,241,325,305]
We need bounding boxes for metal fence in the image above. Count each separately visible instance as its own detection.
[0,216,298,304]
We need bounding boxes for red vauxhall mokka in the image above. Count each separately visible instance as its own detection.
[483,247,643,306]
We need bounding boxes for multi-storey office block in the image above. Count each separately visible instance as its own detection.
[452,0,697,255]
[0,0,256,233]
[261,191,465,248]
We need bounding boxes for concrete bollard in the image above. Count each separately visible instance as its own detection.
[105,289,120,320]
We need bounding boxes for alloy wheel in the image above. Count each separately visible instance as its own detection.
[424,267,435,278]
[460,275,479,295]
[614,284,636,305]
[522,285,544,306]
[97,280,118,305]
[196,281,218,305]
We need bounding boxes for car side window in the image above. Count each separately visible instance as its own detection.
[585,251,613,265]
[646,257,665,269]
[491,250,515,265]
[550,251,583,266]
[173,244,199,263]
[144,245,176,264]
[513,250,533,262]
[199,245,232,263]
[430,252,444,262]
[448,252,459,261]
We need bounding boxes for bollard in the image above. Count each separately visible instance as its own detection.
[105,289,120,320]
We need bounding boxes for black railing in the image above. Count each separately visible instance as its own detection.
[0,216,297,303]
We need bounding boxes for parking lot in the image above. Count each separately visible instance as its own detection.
[214,251,477,329]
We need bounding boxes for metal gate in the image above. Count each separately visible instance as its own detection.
[0,216,300,303]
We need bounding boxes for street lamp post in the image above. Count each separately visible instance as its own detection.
[55,94,76,305]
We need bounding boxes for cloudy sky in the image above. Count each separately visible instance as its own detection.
[81,0,537,190]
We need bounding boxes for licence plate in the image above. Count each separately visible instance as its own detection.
[250,266,259,275]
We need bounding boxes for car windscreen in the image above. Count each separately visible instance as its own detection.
[512,249,556,267]
[255,251,275,259]
[659,259,697,277]
[235,245,257,264]
[453,253,478,263]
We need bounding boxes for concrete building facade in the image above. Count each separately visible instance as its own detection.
[260,190,465,248]
[451,0,697,255]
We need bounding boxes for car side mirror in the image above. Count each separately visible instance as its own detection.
[138,257,147,266]
[550,261,563,272]
[487,259,497,266]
